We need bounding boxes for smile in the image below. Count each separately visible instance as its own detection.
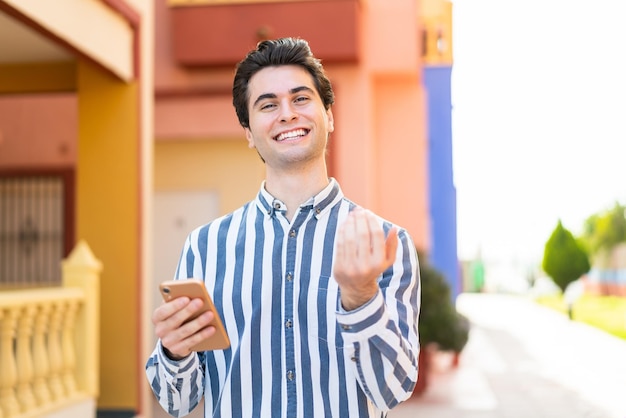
[274,128,309,141]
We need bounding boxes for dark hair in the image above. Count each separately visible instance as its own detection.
[232,37,335,128]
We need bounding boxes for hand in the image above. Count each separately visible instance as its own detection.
[333,208,398,311]
[152,296,217,359]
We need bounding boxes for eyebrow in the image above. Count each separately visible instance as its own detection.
[252,85,315,108]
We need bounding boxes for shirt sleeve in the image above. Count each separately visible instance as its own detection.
[336,229,420,411]
[145,341,206,417]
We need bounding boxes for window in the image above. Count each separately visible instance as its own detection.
[0,172,73,288]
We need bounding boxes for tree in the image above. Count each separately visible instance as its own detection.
[542,220,590,292]
[581,202,626,254]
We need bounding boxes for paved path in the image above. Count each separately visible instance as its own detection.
[391,293,626,418]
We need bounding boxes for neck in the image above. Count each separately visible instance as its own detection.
[264,165,329,221]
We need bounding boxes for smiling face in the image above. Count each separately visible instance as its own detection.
[244,65,334,172]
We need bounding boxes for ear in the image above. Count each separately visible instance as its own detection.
[327,108,335,133]
[244,128,255,149]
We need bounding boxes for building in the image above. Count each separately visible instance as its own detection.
[0,0,154,416]
[0,1,457,416]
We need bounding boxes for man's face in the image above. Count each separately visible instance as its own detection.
[244,65,334,170]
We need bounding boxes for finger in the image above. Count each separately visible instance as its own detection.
[384,227,399,267]
[178,309,216,338]
[364,210,385,260]
[154,297,206,342]
[152,296,190,324]
[335,219,346,264]
[176,297,207,325]
[341,210,358,255]
[353,208,372,259]
[161,310,216,356]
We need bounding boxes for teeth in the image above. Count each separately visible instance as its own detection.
[276,129,307,141]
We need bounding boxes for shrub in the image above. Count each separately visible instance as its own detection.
[418,253,469,353]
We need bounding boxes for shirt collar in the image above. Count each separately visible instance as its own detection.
[256,178,344,219]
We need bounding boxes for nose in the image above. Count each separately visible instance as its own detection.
[279,102,297,122]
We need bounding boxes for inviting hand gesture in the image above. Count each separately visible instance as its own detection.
[333,208,398,310]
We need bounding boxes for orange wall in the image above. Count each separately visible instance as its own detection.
[0,93,77,169]
[155,94,240,139]
[374,75,430,247]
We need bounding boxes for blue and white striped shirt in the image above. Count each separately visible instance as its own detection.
[146,179,420,418]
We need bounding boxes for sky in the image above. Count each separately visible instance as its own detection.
[451,0,626,269]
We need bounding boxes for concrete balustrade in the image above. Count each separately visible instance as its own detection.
[0,240,101,418]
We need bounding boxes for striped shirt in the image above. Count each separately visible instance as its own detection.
[146,179,420,418]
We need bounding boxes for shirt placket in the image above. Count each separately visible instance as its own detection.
[284,206,311,417]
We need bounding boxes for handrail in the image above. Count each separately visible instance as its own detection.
[0,240,101,418]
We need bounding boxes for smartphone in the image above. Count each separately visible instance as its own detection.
[159,279,230,351]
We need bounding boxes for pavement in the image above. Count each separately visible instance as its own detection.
[390,292,626,418]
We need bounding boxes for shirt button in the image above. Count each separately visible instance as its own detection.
[341,324,351,331]
[351,356,357,362]
[287,370,294,381]
[289,229,296,238]
[285,319,292,329]
[286,272,293,281]
[315,207,321,215]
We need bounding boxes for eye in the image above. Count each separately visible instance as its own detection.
[260,102,276,111]
[294,96,310,105]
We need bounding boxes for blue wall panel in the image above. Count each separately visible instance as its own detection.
[425,66,460,299]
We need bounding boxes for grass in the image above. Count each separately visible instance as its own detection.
[534,294,626,341]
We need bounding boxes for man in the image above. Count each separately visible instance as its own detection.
[146,37,420,418]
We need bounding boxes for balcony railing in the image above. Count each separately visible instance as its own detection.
[0,241,100,418]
